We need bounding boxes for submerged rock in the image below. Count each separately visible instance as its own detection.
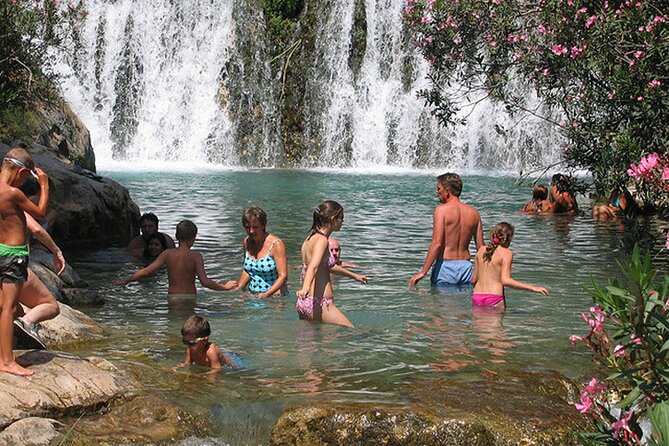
[0,417,61,446]
[270,370,588,445]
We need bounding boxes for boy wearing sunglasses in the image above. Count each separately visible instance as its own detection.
[175,315,236,371]
[0,148,50,376]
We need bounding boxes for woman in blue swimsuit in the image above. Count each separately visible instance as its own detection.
[237,207,288,297]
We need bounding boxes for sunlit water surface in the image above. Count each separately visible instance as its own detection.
[66,171,651,445]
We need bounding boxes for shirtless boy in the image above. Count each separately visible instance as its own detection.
[0,148,49,376]
[409,173,484,287]
[174,315,236,372]
[114,220,237,303]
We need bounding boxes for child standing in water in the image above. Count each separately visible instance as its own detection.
[0,148,50,376]
[296,201,367,327]
[175,315,237,372]
[471,222,549,309]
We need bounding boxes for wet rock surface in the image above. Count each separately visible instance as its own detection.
[30,302,104,347]
[271,370,589,445]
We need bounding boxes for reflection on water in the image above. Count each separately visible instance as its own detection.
[65,171,664,445]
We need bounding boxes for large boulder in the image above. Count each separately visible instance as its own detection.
[270,370,589,445]
[0,143,140,247]
[0,351,138,428]
[32,302,105,347]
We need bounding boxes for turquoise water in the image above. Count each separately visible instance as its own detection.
[68,170,647,444]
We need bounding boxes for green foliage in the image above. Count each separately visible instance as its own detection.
[0,106,43,144]
[404,0,669,194]
[263,0,303,35]
[571,245,669,444]
[0,0,85,115]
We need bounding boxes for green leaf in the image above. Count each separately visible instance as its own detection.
[615,387,641,409]
[648,402,669,445]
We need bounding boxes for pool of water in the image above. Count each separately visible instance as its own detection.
[66,170,653,445]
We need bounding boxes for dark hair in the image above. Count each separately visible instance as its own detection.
[483,222,514,262]
[242,206,267,228]
[309,200,344,235]
[532,185,548,200]
[437,173,463,197]
[143,232,168,258]
[176,220,197,242]
[181,315,211,338]
[551,174,572,193]
[11,141,28,149]
[140,213,159,227]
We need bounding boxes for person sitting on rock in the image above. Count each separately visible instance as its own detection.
[13,212,65,350]
[127,213,175,257]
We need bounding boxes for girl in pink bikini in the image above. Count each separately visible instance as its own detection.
[471,222,549,309]
[296,201,367,327]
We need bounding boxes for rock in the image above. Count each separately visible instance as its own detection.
[35,302,104,346]
[71,395,212,444]
[34,96,97,172]
[270,370,589,445]
[0,351,138,429]
[0,417,61,446]
[0,143,140,248]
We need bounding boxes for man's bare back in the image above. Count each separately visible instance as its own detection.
[409,173,483,286]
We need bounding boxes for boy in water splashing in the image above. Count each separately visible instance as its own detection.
[0,148,50,376]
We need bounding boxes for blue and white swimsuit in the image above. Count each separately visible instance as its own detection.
[243,238,280,293]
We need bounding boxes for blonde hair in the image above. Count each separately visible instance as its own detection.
[483,222,514,262]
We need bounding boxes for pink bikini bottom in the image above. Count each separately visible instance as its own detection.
[472,293,505,307]
[296,296,333,320]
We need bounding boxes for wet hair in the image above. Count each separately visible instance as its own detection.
[176,219,197,242]
[3,147,35,171]
[139,212,159,227]
[437,173,463,197]
[483,222,515,262]
[143,232,168,258]
[242,206,267,228]
[181,315,211,338]
[532,185,548,200]
[551,174,573,193]
[309,200,344,236]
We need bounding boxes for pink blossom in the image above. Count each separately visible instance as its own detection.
[542,68,550,76]
[634,50,645,59]
[537,24,547,35]
[628,163,640,178]
[637,96,644,101]
[421,15,433,23]
[648,79,662,88]
[614,344,625,358]
[492,0,502,4]
[583,378,606,396]
[569,334,582,345]
[612,410,633,439]
[663,168,669,180]
[653,16,667,24]
[631,334,643,345]
[646,25,653,32]
[570,46,583,58]
[453,36,462,44]
[575,393,593,413]
[607,90,616,100]
[665,232,669,249]
[552,44,568,55]
[585,15,597,27]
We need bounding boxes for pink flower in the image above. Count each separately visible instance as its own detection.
[634,50,645,59]
[631,334,643,345]
[664,168,669,180]
[569,335,582,345]
[570,46,583,58]
[637,96,644,101]
[666,231,669,249]
[585,15,597,27]
[543,68,550,76]
[614,344,625,358]
[613,410,633,439]
[552,44,568,55]
[648,79,662,88]
[628,163,640,178]
[575,393,593,413]
[453,36,462,44]
[421,15,433,23]
[583,378,606,396]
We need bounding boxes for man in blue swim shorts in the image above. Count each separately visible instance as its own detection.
[409,173,484,287]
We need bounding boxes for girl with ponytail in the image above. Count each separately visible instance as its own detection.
[471,222,549,308]
[296,201,367,327]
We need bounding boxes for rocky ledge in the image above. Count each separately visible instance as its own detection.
[271,370,589,446]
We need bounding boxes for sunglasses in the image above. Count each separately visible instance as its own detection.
[4,157,38,179]
[182,336,207,345]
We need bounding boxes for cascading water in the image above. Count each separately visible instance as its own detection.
[55,0,563,171]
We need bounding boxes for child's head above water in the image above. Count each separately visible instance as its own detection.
[181,315,210,343]
[176,219,198,242]
[483,222,515,262]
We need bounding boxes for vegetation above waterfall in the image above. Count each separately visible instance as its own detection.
[263,0,305,35]
[0,0,85,141]
[405,0,668,196]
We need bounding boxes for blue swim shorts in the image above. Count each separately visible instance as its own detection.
[430,259,473,286]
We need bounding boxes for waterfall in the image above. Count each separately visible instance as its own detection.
[55,0,563,171]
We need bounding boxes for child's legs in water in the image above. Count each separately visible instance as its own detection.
[313,299,353,327]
